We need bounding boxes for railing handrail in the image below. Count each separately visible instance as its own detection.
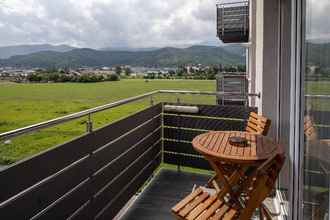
[305,94,330,99]
[0,90,260,140]
[216,1,249,8]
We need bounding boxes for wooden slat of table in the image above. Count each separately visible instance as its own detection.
[256,135,264,158]
[214,133,225,153]
[224,134,232,156]
[243,132,251,157]
[203,134,213,150]
[250,133,257,158]
[229,132,238,156]
[236,132,245,157]
[219,133,230,154]
[209,133,220,151]
[200,135,209,146]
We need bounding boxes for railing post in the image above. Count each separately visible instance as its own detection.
[86,113,93,133]
[150,95,154,106]
[177,97,181,104]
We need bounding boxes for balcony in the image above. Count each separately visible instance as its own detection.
[0,90,267,219]
[216,1,249,43]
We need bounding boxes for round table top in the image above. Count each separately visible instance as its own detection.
[192,131,279,163]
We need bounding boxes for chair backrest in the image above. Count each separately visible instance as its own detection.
[304,115,318,141]
[239,151,285,219]
[245,112,271,136]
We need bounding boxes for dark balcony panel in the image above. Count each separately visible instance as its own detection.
[163,103,256,170]
[164,140,200,156]
[0,104,162,219]
[164,114,245,131]
[69,147,161,220]
[0,103,161,204]
[164,127,204,142]
[217,1,249,43]
[163,152,211,171]
[120,169,211,220]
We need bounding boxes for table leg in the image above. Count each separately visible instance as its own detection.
[206,156,244,206]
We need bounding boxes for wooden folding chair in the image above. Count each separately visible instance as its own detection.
[304,115,318,141]
[172,152,285,220]
[245,112,271,136]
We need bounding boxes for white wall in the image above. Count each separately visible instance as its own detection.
[254,0,264,113]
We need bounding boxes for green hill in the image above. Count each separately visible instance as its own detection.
[306,42,330,68]
[0,44,75,59]
[0,45,245,68]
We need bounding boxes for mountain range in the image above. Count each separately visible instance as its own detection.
[306,42,330,68]
[0,44,245,68]
[0,44,75,59]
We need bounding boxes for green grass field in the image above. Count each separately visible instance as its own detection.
[0,79,215,164]
[1,80,330,165]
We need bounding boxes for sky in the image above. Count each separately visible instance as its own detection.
[0,0,220,48]
[306,0,330,41]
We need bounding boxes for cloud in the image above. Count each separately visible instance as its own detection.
[0,0,219,48]
[306,0,330,41]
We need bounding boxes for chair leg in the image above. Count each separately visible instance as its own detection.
[207,175,217,187]
[259,207,264,220]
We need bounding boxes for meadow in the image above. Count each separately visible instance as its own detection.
[1,79,329,165]
[0,79,215,164]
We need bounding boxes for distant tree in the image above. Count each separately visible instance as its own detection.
[206,68,216,80]
[176,69,184,77]
[27,73,42,82]
[237,65,246,72]
[224,65,237,72]
[212,65,219,75]
[124,67,132,76]
[168,70,176,76]
[48,73,60,82]
[115,66,122,75]
[107,74,120,81]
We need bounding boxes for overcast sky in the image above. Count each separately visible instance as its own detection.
[306,0,330,41]
[0,0,220,48]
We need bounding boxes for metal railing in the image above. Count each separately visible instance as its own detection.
[0,90,260,140]
[305,94,330,100]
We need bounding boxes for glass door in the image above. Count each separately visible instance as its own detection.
[302,0,330,219]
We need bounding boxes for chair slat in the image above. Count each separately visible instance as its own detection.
[245,112,271,136]
[172,187,203,213]
[187,195,217,220]
[210,203,229,220]
[195,200,223,220]
[223,209,237,220]
[250,112,268,123]
[179,192,209,217]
